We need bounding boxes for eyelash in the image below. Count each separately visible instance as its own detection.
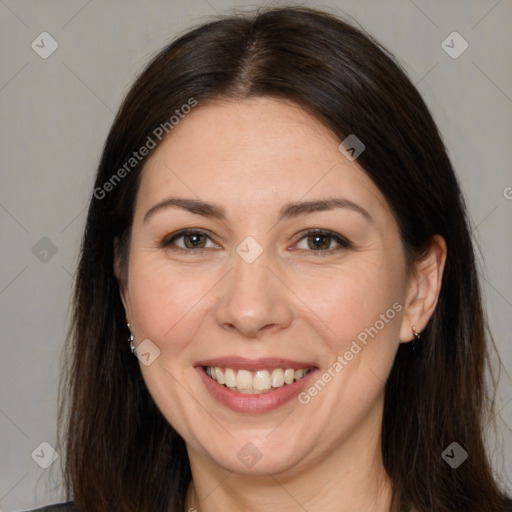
[161,228,352,256]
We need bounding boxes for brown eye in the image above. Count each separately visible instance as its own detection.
[306,233,331,250]
[182,232,207,249]
[163,230,217,251]
[295,229,351,254]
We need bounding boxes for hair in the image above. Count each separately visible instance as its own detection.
[59,5,511,512]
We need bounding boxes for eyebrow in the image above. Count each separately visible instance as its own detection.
[143,196,373,224]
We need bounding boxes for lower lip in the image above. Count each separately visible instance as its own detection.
[196,366,317,413]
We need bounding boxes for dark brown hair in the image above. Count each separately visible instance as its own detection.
[59,6,511,511]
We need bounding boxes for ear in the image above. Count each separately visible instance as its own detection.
[114,236,131,320]
[399,234,447,342]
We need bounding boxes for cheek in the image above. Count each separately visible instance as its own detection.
[127,255,213,346]
[290,260,403,444]
[290,254,405,356]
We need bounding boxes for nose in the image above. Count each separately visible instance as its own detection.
[214,248,294,338]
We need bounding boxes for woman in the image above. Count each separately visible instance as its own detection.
[28,6,511,512]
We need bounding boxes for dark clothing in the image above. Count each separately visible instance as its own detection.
[23,503,76,512]
[23,497,512,511]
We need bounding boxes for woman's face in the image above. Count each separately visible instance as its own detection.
[117,97,418,476]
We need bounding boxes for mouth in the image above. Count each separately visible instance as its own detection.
[195,357,318,413]
[203,366,313,394]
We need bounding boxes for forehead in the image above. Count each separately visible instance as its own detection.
[135,98,389,221]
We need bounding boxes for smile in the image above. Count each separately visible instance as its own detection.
[204,366,312,394]
[195,357,318,413]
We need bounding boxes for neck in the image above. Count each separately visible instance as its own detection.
[184,402,392,512]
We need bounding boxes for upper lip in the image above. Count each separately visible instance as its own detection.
[195,356,317,371]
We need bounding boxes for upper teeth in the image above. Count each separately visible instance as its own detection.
[205,367,310,394]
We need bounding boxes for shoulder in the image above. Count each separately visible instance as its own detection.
[22,503,76,512]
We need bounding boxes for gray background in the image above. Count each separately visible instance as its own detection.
[1,0,511,510]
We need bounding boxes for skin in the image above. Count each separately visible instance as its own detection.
[115,97,447,512]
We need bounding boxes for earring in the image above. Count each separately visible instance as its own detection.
[127,322,137,356]
[410,325,421,354]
